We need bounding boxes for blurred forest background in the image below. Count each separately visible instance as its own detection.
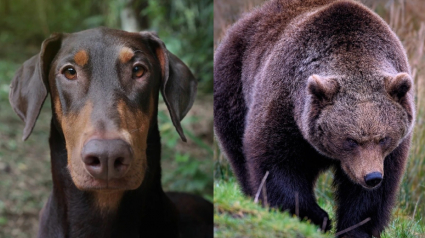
[0,0,213,237]
[214,0,425,237]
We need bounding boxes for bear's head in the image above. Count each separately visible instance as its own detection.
[301,72,415,189]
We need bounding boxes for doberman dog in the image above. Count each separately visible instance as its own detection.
[9,27,212,238]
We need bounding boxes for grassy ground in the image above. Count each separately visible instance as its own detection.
[214,174,424,238]
[214,179,333,238]
[0,56,213,237]
[214,0,425,237]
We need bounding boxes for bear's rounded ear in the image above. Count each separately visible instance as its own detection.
[307,74,339,103]
[385,73,412,102]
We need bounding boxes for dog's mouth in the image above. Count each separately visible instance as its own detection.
[74,176,132,191]
[69,167,146,191]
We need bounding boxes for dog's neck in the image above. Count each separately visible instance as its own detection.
[38,119,178,238]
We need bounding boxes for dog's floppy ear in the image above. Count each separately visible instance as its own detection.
[141,32,197,142]
[9,33,62,141]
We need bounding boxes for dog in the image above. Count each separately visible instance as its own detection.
[9,27,212,238]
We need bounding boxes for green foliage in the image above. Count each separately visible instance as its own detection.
[0,61,18,102]
[382,217,424,238]
[0,60,52,237]
[141,0,214,94]
[0,0,117,61]
[398,107,425,224]
[158,103,213,198]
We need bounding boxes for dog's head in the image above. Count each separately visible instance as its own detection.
[9,28,196,192]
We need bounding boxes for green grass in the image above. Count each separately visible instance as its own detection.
[214,179,333,238]
[214,159,425,238]
[382,217,424,238]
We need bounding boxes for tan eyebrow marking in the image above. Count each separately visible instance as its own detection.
[74,50,89,66]
[119,47,135,63]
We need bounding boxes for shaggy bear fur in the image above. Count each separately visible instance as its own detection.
[214,0,415,237]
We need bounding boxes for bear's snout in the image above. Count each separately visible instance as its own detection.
[364,172,383,188]
[340,144,385,189]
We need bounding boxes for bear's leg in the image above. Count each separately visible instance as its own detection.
[214,82,250,194]
[245,148,332,231]
[243,106,333,231]
[214,33,251,195]
[334,139,410,238]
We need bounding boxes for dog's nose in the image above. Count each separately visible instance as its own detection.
[364,172,383,188]
[81,139,133,180]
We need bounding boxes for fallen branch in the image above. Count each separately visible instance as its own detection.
[412,195,421,220]
[254,171,269,204]
[262,176,268,207]
[335,217,371,237]
[295,191,299,217]
[322,217,328,231]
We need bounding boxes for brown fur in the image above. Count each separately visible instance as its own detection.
[61,100,96,190]
[214,0,415,237]
[155,47,167,80]
[119,47,135,64]
[93,191,124,212]
[74,50,89,66]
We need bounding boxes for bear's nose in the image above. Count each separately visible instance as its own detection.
[364,172,383,188]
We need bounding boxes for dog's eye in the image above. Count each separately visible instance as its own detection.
[132,65,145,78]
[62,67,77,80]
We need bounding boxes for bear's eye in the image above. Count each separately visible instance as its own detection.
[344,138,358,150]
[379,137,391,146]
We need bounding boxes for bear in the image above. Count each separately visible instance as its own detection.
[214,0,415,237]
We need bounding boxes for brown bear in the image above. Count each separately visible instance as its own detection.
[214,0,415,237]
